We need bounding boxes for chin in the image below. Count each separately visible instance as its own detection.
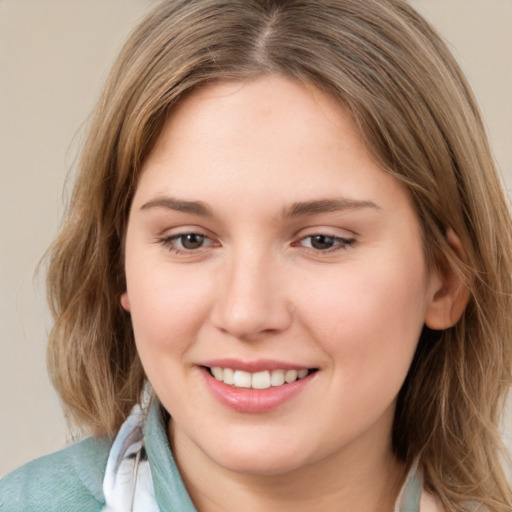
[217,451,310,477]
[201,434,317,477]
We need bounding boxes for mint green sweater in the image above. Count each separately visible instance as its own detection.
[1,436,111,511]
[0,402,197,511]
[1,401,426,511]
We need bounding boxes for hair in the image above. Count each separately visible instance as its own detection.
[45,0,512,509]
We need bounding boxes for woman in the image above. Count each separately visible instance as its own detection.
[2,1,511,510]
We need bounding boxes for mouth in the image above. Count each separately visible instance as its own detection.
[199,362,318,413]
[203,366,318,390]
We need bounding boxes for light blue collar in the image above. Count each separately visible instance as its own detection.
[102,401,423,511]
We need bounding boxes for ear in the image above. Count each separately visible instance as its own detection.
[424,228,470,330]
[120,292,131,312]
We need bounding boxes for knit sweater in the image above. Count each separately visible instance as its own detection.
[1,402,441,511]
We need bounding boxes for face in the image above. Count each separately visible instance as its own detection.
[122,76,443,477]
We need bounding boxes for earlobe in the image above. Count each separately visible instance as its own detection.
[424,228,471,330]
[121,292,131,312]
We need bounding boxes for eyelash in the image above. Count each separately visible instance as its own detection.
[158,232,216,254]
[158,232,355,255]
[295,234,356,253]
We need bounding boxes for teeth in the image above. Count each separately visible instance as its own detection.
[223,368,234,385]
[233,370,252,388]
[270,369,285,386]
[211,367,223,380]
[252,371,271,389]
[209,367,311,389]
[297,369,308,379]
[285,369,298,383]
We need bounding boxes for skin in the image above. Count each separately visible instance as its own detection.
[121,75,457,511]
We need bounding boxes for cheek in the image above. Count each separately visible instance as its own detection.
[295,259,428,432]
[295,253,428,375]
[125,264,217,406]
[124,256,213,359]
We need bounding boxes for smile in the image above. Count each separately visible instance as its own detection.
[208,367,312,389]
[201,364,318,413]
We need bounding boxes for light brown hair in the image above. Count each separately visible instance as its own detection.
[45,0,512,509]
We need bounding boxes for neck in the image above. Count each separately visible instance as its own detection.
[169,420,407,512]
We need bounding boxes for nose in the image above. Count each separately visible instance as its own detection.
[210,250,293,341]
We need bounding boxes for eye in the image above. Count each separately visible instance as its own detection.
[175,233,207,250]
[159,232,216,253]
[298,234,355,252]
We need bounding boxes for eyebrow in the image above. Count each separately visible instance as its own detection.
[140,195,380,218]
[140,197,213,217]
[281,198,380,218]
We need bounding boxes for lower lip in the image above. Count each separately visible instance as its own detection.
[200,368,315,413]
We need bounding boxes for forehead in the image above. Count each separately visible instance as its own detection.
[166,76,347,135]
[134,75,412,221]
[145,78,358,175]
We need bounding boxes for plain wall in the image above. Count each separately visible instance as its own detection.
[1,0,511,477]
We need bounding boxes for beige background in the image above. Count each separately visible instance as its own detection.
[1,0,511,478]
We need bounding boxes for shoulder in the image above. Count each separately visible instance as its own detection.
[0,436,112,512]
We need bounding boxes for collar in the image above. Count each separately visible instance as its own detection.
[102,401,428,511]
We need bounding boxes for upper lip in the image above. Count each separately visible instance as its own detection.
[199,358,315,373]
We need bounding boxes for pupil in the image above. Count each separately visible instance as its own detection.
[182,233,204,249]
[311,235,334,250]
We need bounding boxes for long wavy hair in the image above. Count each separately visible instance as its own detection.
[45,0,512,509]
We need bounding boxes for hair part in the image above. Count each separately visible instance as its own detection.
[45,1,512,509]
